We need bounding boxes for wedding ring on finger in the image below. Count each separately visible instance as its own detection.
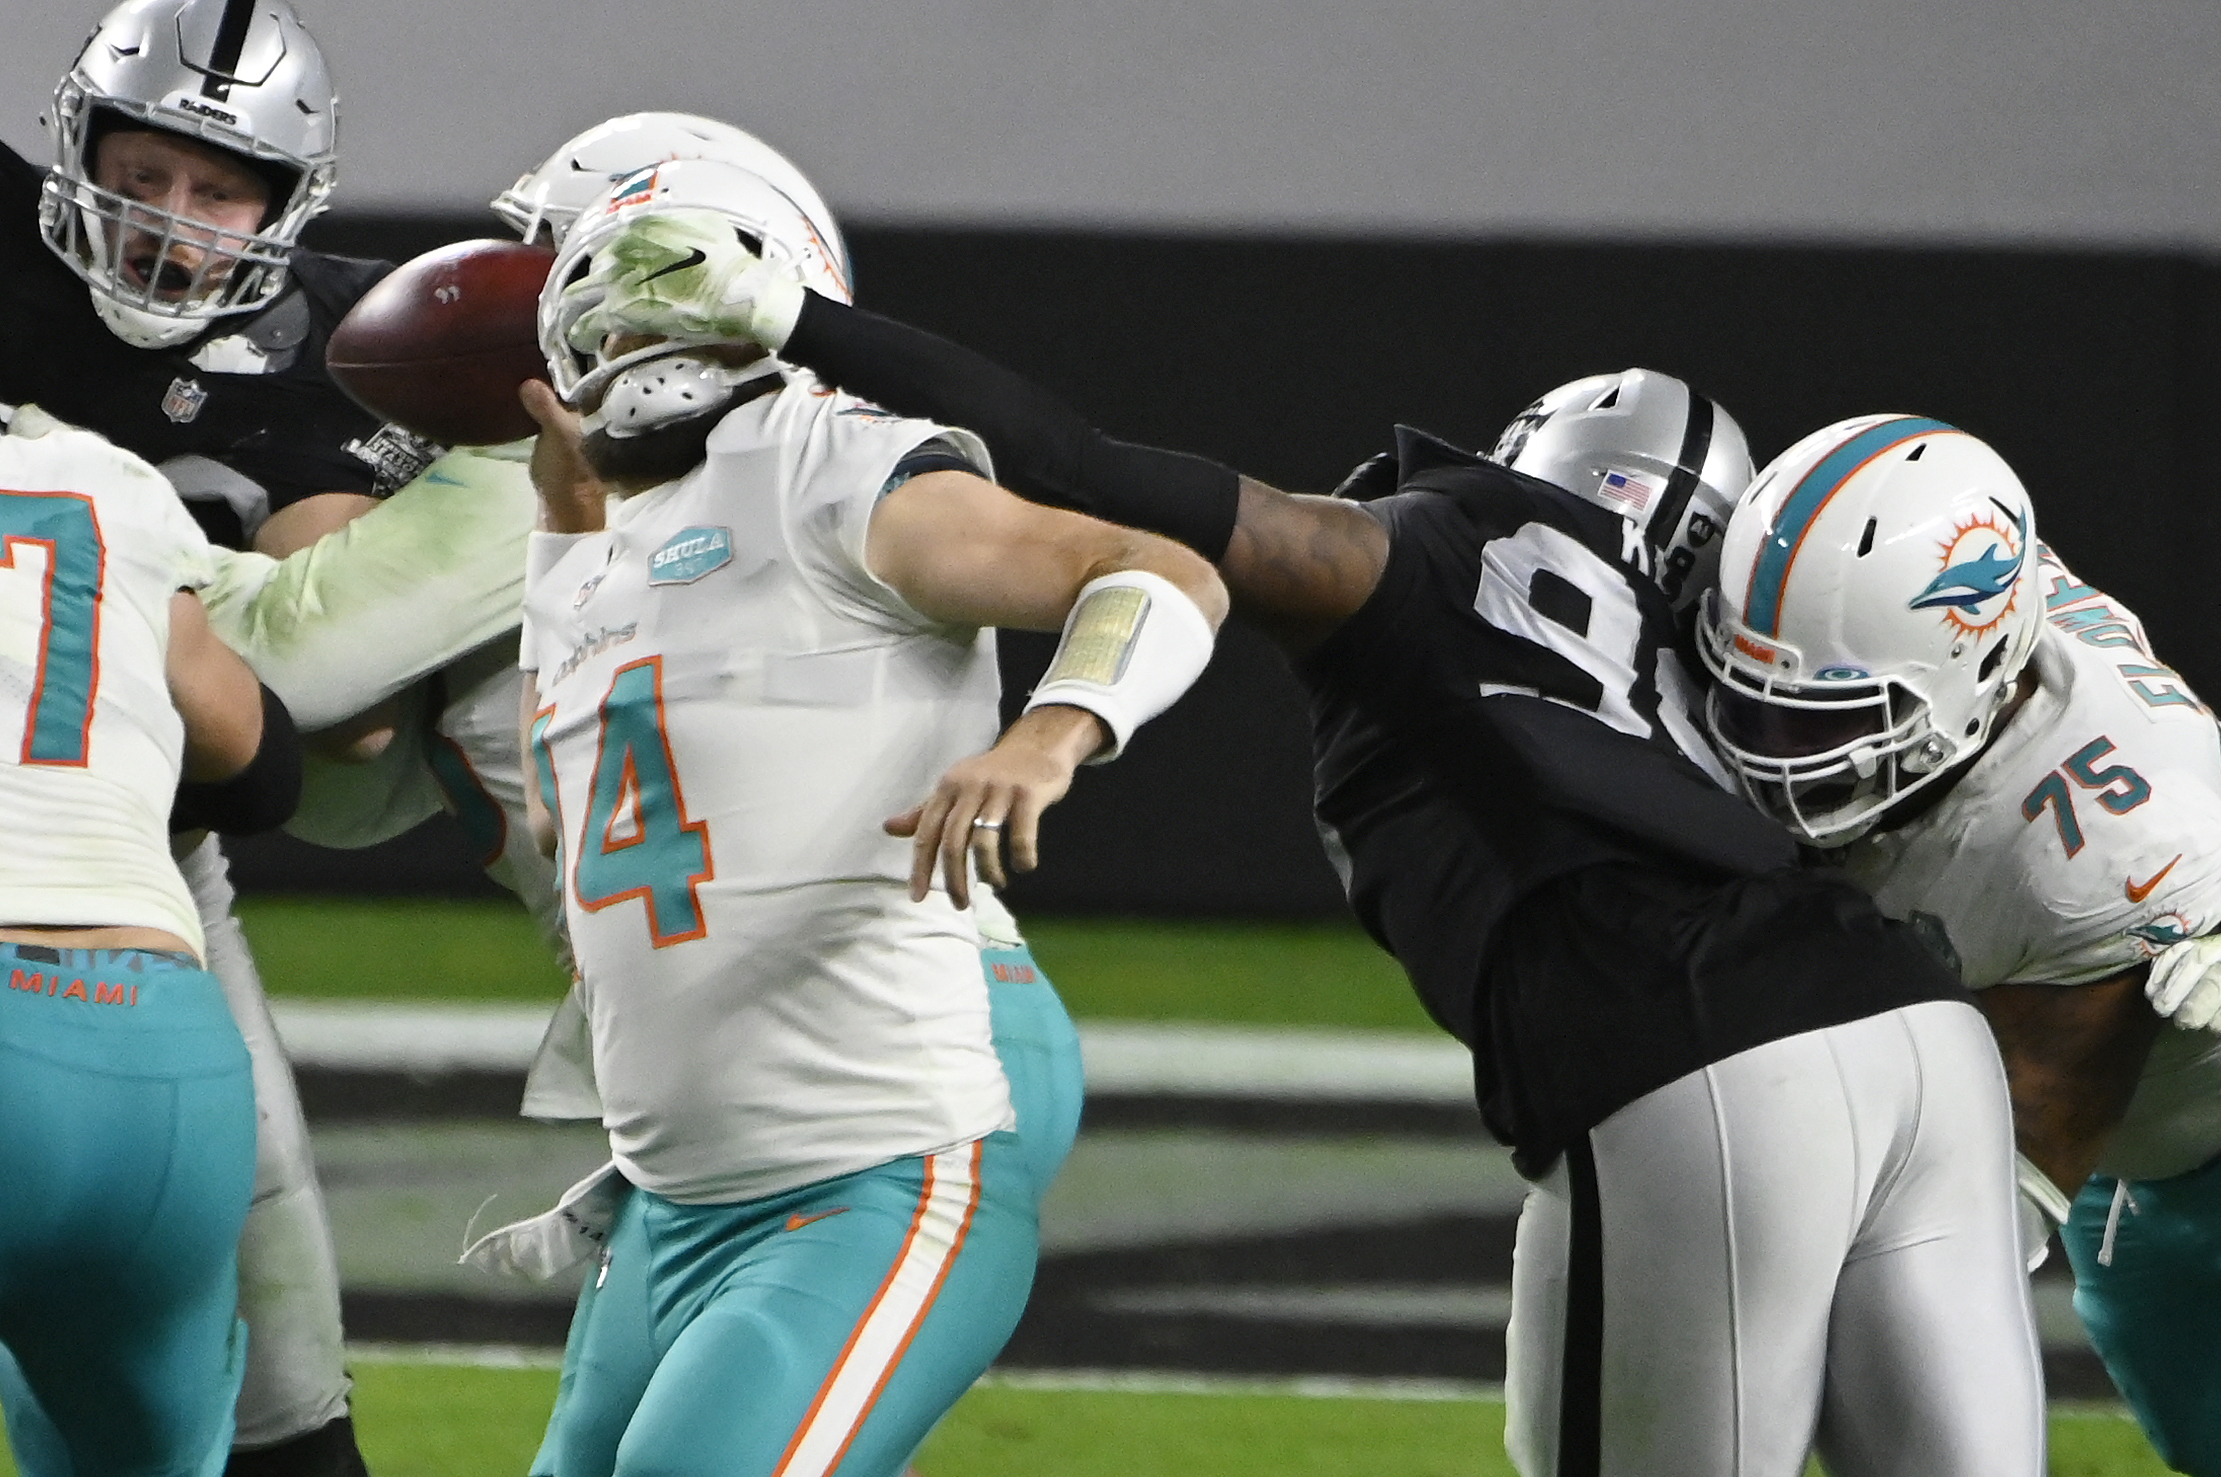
[971,817,1005,832]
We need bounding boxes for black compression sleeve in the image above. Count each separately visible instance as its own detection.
[171,684,304,836]
[785,292,1241,561]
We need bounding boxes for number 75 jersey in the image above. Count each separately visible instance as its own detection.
[519,380,1013,1205]
[0,414,218,953]
[1843,550,2221,993]
[1840,552,2221,1181]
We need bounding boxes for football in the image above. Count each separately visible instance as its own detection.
[326,238,555,446]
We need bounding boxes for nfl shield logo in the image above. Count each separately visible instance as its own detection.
[161,376,209,424]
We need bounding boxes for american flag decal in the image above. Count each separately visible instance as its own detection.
[1598,469,1658,514]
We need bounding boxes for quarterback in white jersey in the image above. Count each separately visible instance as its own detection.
[0,405,302,1477]
[1706,416,2221,1472]
[509,158,1223,1477]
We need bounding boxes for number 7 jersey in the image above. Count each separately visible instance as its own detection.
[520,377,1013,1205]
[0,413,218,954]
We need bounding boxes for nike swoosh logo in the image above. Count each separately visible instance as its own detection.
[640,248,707,284]
[784,1207,850,1232]
[2127,855,2183,904]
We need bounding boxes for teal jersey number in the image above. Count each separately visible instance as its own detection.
[0,492,105,766]
[571,657,712,946]
[428,735,508,868]
[2021,735,2151,858]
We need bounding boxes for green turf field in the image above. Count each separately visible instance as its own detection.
[0,1358,2173,1476]
[236,897,1436,1031]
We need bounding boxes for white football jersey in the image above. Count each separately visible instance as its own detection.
[0,417,218,953]
[522,375,1011,1204]
[1843,549,2221,1178]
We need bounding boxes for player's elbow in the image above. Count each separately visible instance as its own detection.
[1116,535,1229,630]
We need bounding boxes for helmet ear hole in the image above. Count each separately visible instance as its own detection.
[1977,638,2010,682]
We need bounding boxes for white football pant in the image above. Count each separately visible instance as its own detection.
[182,838,352,1450]
[1504,998,2044,1477]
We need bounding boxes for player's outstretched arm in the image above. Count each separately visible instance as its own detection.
[565,226,1384,648]
[868,469,1228,905]
[197,448,538,729]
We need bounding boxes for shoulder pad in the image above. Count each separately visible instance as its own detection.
[285,249,396,321]
[1393,424,1484,480]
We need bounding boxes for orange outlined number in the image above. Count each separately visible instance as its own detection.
[2021,736,2150,858]
[572,657,711,945]
[0,491,105,765]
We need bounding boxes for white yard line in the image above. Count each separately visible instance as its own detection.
[272,1002,1473,1102]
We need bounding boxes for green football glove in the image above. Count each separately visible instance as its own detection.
[563,209,806,356]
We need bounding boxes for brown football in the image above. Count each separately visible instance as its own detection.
[326,239,555,446]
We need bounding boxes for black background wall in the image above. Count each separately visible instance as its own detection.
[231,217,2221,915]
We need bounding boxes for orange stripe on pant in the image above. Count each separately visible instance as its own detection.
[772,1141,985,1477]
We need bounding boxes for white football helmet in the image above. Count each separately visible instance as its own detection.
[541,159,849,436]
[1492,369,1753,611]
[1698,415,2042,846]
[493,111,848,284]
[41,0,339,348]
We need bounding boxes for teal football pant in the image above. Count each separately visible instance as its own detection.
[0,944,256,1477]
[532,946,1083,1477]
[2063,1156,2221,1476]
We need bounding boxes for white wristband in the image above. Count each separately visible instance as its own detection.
[1023,569,1215,763]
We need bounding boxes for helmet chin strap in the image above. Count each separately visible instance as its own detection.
[89,286,206,349]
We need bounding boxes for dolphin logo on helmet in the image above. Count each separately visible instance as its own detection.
[1908,503,2028,627]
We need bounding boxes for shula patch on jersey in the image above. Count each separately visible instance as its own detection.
[161,376,209,424]
[648,526,734,586]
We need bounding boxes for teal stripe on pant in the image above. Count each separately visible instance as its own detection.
[533,945,1083,1477]
[0,944,256,1477]
[2063,1157,2221,1476]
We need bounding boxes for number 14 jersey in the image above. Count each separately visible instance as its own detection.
[521,378,1012,1205]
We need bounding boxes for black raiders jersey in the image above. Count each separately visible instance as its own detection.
[1304,439,1967,1166]
[1303,441,1797,991]
[0,141,433,549]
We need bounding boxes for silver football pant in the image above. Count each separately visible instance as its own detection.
[1504,999,2044,1477]
[182,837,352,1450]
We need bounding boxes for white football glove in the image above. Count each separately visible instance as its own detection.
[2146,932,2221,1031]
[563,209,805,356]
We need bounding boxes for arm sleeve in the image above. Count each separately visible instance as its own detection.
[783,292,1241,561]
[170,683,304,835]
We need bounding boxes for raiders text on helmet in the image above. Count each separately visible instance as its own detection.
[1492,369,1753,612]
[41,0,339,348]
[1698,415,2043,846]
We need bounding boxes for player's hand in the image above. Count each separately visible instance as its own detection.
[2146,933,2221,1031]
[518,380,607,534]
[562,210,806,356]
[885,705,1109,909]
